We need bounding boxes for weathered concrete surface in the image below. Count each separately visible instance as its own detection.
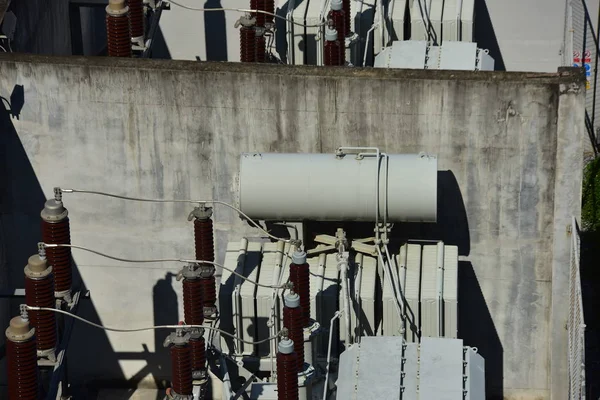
[0,55,585,399]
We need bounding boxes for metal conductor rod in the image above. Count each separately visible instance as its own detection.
[23,306,279,345]
[40,243,285,289]
[56,188,301,246]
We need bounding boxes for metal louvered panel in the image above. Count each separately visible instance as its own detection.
[443,245,459,339]
[420,245,438,337]
[405,244,422,342]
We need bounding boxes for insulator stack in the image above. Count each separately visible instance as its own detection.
[170,344,193,396]
[128,0,145,39]
[24,255,56,353]
[127,0,146,38]
[283,293,305,370]
[190,337,206,373]
[240,25,256,62]
[343,0,350,35]
[289,250,310,327]
[183,278,204,326]
[6,317,38,400]
[328,0,346,39]
[106,0,132,57]
[255,28,266,63]
[192,207,217,318]
[276,338,299,400]
[324,27,342,66]
[41,199,72,295]
[263,0,274,25]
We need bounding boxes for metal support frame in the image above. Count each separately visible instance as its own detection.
[142,0,169,58]
[44,290,84,400]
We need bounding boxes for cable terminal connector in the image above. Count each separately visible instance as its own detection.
[19,304,29,321]
[187,204,213,221]
[53,187,63,203]
[279,327,289,339]
[37,242,46,260]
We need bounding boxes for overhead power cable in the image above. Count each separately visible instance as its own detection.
[24,306,279,345]
[58,188,300,246]
[41,243,286,289]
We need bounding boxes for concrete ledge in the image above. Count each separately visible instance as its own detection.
[0,53,586,84]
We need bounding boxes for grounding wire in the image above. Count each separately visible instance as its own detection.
[416,0,438,45]
[24,306,279,345]
[41,243,286,289]
[168,0,325,27]
[58,188,299,246]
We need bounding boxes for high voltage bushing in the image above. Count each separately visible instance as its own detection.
[189,206,217,318]
[128,0,145,41]
[164,330,193,400]
[106,0,132,57]
[324,27,342,66]
[283,291,305,371]
[24,254,57,358]
[289,249,310,327]
[41,198,72,300]
[277,337,299,400]
[6,316,38,400]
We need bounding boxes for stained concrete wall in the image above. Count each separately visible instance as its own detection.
[0,55,585,399]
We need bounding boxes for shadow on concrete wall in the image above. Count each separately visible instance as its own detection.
[0,89,127,397]
[474,0,506,71]
[393,171,471,256]
[459,261,503,399]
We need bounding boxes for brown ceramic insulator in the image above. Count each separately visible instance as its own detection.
[194,218,215,263]
[276,352,299,400]
[343,0,350,34]
[106,13,132,57]
[251,0,266,27]
[289,263,310,327]
[328,9,346,39]
[190,337,206,372]
[283,306,305,370]
[324,40,341,66]
[41,219,72,293]
[183,278,204,326]
[25,276,56,351]
[255,33,266,63]
[199,276,216,315]
[7,338,38,400]
[170,344,193,395]
[128,0,145,38]
[240,26,256,62]
[263,0,274,24]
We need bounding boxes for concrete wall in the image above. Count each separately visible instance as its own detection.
[0,55,585,399]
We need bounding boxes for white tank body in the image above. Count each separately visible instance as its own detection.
[238,152,437,222]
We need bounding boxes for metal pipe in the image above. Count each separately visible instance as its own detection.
[323,310,343,400]
[436,241,444,337]
[338,258,352,344]
[354,253,363,341]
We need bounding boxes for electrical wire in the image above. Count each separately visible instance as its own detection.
[58,188,299,246]
[416,0,437,45]
[25,306,279,345]
[168,0,325,27]
[41,243,286,289]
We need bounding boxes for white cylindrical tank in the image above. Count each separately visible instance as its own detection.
[238,152,437,222]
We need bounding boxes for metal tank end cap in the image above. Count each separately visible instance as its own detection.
[331,0,343,11]
[25,254,52,279]
[278,337,295,354]
[41,199,68,222]
[325,27,338,41]
[291,249,307,265]
[284,292,300,308]
[6,316,35,342]
[106,0,129,15]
